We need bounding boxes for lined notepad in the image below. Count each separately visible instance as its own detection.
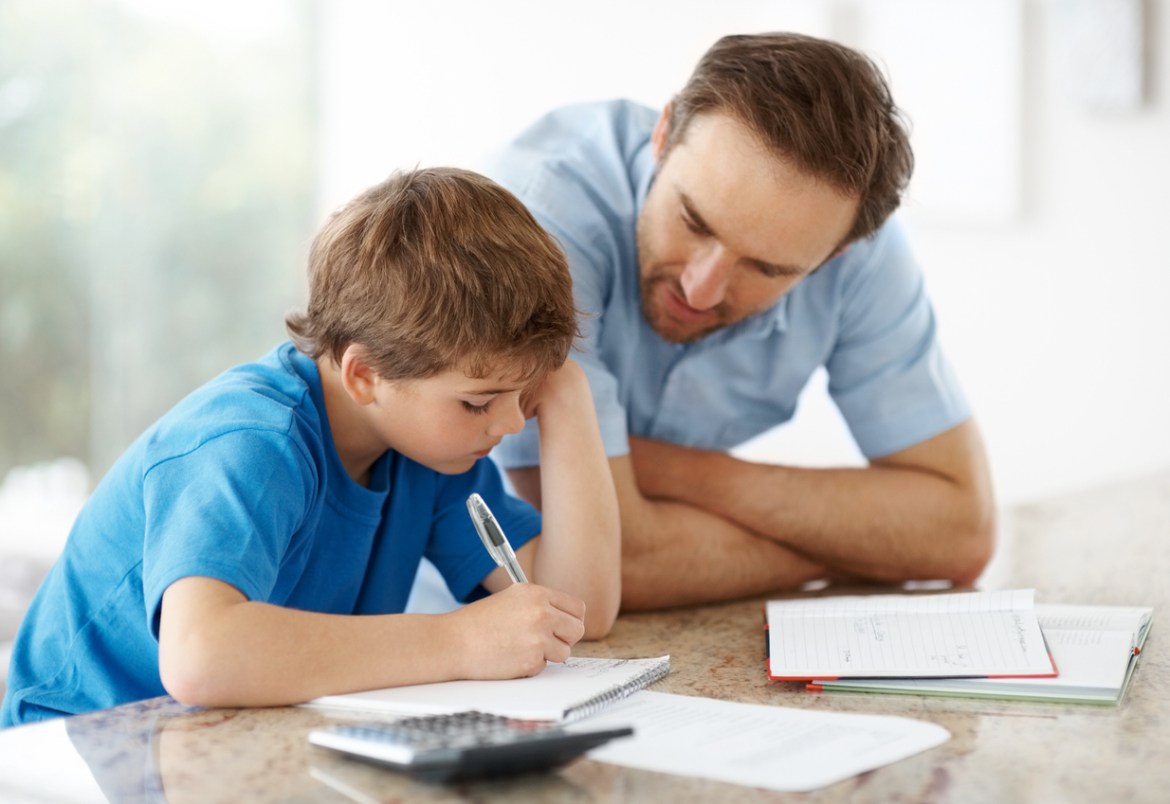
[766,589,1057,680]
[304,656,671,722]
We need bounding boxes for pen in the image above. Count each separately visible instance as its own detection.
[466,493,529,584]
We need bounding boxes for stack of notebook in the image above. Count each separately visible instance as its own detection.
[765,589,1152,705]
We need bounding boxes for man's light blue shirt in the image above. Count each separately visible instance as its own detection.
[483,100,970,467]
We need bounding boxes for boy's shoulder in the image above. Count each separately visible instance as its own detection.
[144,343,326,465]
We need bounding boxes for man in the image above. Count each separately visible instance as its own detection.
[484,32,995,610]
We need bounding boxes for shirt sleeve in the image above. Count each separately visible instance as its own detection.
[492,208,632,467]
[482,110,638,467]
[550,218,632,458]
[140,429,312,639]
[825,220,971,458]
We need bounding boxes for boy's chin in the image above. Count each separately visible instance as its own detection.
[425,456,480,475]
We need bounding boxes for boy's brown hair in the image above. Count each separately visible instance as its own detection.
[666,32,914,246]
[286,167,578,383]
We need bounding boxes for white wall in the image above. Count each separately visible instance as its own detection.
[319,0,832,205]
[321,0,1170,506]
[907,0,1170,504]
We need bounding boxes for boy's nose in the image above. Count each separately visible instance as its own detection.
[487,398,526,437]
[680,245,734,310]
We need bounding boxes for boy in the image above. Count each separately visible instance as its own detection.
[2,167,621,726]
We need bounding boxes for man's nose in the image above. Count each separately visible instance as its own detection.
[679,244,734,310]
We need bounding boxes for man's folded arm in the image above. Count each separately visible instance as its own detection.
[508,459,829,610]
[627,419,996,586]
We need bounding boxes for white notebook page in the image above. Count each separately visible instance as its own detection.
[302,655,670,721]
[767,589,1054,678]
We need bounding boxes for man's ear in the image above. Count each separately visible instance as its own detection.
[651,102,673,161]
[339,345,379,405]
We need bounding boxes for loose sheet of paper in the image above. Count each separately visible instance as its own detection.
[767,588,1055,678]
[580,691,949,793]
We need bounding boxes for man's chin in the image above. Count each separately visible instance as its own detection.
[647,312,715,345]
[643,287,723,344]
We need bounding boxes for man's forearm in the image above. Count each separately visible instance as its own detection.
[629,423,996,585]
[620,498,829,609]
[611,457,829,609]
[510,459,830,610]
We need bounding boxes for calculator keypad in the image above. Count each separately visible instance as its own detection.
[310,710,634,782]
[332,711,557,752]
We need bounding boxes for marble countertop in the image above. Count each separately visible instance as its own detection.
[1,471,1167,802]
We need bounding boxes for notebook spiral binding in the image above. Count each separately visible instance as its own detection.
[563,658,671,722]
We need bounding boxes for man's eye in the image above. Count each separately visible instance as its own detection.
[461,400,491,415]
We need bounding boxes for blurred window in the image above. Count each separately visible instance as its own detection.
[0,0,318,492]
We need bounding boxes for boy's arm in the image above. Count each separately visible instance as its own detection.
[505,359,621,639]
[158,575,585,708]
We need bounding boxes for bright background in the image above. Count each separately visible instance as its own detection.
[318,0,1170,507]
[2,1,1168,680]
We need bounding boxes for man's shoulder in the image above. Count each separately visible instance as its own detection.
[771,218,922,340]
[504,99,658,159]
[482,100,657,227]
[805,217,917,295]
[833,218,911,272]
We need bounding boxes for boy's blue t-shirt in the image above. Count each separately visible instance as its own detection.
[1,343,541,727]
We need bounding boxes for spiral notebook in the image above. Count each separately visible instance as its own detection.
[303,656,671,722]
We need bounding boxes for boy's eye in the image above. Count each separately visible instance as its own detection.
[461,400,491,415]
[681,212,709,236]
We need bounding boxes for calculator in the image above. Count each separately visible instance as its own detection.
[308,711,634,783]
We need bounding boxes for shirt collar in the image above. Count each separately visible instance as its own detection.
[725,294,790,341]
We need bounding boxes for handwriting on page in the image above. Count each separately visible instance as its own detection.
[562,657,637,679]
[768,590,1054,677]
[819,611,1029,671]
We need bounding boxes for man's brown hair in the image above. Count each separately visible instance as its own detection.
[667,32,914,245]
[286,167,578,382]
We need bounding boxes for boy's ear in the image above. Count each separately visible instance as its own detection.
[339,345,379,405]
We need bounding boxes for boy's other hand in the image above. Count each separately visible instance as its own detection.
[519,359,589,421]
[447,583,586,679]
